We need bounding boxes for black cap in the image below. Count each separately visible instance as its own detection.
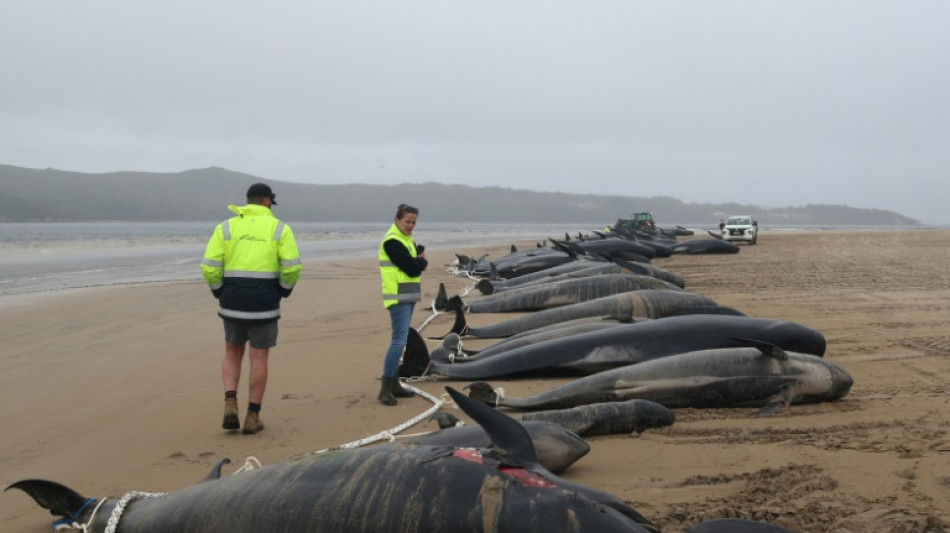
[246,183,277,205]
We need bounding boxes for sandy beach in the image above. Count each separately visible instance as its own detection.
[2,230,949,532]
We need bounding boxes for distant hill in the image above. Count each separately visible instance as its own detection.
[0,164,922,226]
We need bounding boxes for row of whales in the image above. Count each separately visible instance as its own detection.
[9,226,823,532]
[438,227,853,531]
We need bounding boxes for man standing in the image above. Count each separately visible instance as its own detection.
[200,183,301,434]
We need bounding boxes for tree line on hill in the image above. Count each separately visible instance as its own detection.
[0,164,921,226]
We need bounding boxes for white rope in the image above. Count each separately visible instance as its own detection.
[104,491,167,533]
[491,386,506,408]
[232,456,263,474]
[416,302,442,334]
[445,265,480,280]
[385,416,465,441]
[296,382,448,458]
[458,280,479,297]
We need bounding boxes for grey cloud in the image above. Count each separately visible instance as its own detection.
[1,1,947,223]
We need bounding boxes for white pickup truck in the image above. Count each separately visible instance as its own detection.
[721,215,758,245]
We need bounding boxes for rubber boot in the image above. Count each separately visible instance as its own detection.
[378,377,397,406]
[391,377,415,398]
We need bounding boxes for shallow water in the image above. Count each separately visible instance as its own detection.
[3,221,941,299]
[0,222,594,297]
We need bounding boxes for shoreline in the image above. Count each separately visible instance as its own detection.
[2,230,949,532]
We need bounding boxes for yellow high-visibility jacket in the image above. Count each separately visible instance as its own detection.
[200,204,301,322]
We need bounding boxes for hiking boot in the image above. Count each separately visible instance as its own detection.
[391,377,415,398]
[242,411,264,434]
[222,398,240,430]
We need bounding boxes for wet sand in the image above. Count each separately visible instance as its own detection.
[1,230,949,532]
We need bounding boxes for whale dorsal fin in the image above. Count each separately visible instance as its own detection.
[448,305,468,337]
[445,387,538,466]
[434,283,449,311]
[399,328,431,378]
[201,458,232,482]
[489,263,500,281]
[548,240,578,259]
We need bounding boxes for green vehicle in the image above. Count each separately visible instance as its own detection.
[612,212,656,231]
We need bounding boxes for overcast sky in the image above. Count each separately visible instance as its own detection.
[2,2,947,223]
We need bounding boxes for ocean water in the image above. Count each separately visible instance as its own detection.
[0,221,594,298]
[1,221,941,299]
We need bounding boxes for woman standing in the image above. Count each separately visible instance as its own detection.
[377,204,428,405]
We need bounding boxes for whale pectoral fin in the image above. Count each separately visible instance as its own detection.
[731,338,789,360]
[5,479,90,519]
[755,394,792,416]
[200,458,232,482]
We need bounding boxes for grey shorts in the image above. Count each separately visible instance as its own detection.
[223,319,278,349]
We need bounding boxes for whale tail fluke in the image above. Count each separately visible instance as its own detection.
[455,253,474,273]
[428,411,463,430]
[5,479,91,521]
[429,333,467,365]
[464,381,501,407]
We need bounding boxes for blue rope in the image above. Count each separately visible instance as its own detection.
[51,498,96,530]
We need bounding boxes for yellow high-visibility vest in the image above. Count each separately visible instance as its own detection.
[378,223,421,309]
